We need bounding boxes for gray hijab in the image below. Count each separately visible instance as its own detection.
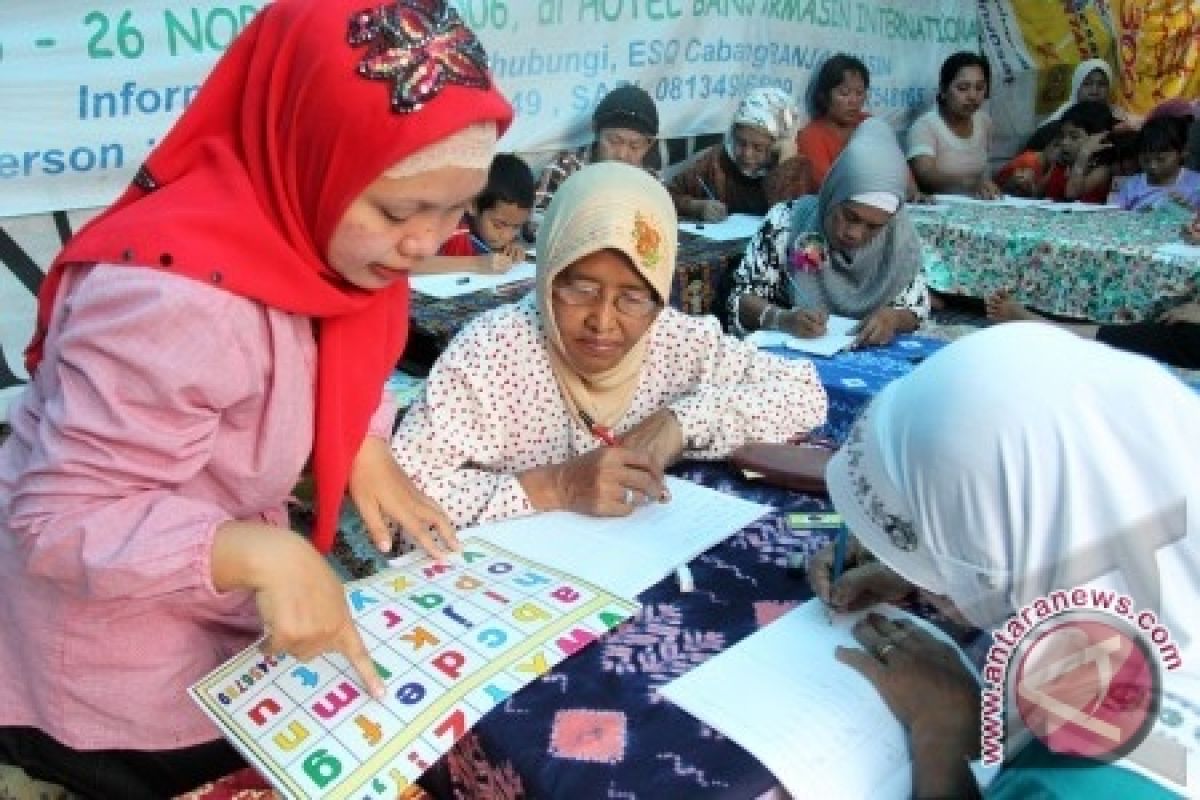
[786,117,922,318]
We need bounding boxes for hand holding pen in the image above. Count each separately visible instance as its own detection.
[695,177,729,223]
[807,531,914,619]
[546,409,666,516]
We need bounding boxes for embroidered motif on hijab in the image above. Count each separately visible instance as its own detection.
[844,418,919,552]
[132,165,160,192]
[632,212,663,271]
[348,0,490,114]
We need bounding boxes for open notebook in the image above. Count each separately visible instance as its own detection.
[747,315,858,357]
[661,599,978,800]
[409,261,536,299]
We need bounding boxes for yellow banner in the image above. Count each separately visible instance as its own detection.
[1111,0,1200,115]
[1007,0,1200,117]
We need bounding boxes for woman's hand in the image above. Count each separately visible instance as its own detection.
[696,198,729,222]
[522,446,667,516]
[212,523,385,698]
[807,535,914,612]
[619,408,685,473]
[973,177,1001,200]
[777,307,829,338]
[852,308,912,347]
[837,614,981,796]
[348,436,458,558]
[1160,301,1200,325]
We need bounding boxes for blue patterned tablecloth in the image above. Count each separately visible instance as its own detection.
[762,334,948,444]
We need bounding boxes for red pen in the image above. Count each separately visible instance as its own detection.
[578,409,619,447]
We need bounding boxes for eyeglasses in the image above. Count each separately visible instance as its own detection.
[552,280,661,318]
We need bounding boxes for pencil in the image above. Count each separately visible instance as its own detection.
[696,176,717,201]
[828,525,848,624]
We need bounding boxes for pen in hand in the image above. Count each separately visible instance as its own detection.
[579,409,689,591]
[827,525,848,624]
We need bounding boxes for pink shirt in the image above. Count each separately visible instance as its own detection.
[0,264,395,751]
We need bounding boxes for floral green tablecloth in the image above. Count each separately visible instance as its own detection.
[912,203,1200,323]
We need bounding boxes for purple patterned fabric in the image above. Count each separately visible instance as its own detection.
[437,462,834,799]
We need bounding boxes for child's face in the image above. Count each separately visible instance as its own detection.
[326,166,486,289]
[475,200,531,250]
[1056,123,1088,164]
[1140,148,1183,185]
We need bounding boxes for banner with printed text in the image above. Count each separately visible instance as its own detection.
[0,0,978,416]
[0,0,978,218]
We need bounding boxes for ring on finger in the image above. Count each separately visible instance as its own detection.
[623,487,635,506]
[875,641,897,660]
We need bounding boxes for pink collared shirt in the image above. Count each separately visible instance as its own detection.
[0,263,395,751]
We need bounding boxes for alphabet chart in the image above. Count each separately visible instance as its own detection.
[190,539,638,799]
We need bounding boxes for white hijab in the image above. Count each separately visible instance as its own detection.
[827,323,1200,790]
[1046,59,1125,123]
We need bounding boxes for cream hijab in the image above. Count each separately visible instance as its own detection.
[827,323,1200,791]
[534,161,678,427]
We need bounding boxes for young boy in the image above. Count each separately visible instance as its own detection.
[433,153,534,273]
[995,101,1115,203]
[1116,116,1200,211]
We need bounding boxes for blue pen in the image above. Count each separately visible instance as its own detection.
[828,525,848,624]
[696,176,717,201]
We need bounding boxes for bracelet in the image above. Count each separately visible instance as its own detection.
[756,302,775,330]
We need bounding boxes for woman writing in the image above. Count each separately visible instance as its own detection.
[391,162,827,528]
[0,1,510,795]
[810,324,1199,798]
[668,88,810,222]
[727,118,930,347]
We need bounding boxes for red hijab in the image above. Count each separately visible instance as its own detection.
[25,0,512,552]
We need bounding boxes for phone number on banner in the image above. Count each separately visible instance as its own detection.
[653,73,794,102]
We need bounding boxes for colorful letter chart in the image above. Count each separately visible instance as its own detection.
[191,539,638,799]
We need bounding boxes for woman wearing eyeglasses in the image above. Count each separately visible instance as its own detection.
[391,162,828,528]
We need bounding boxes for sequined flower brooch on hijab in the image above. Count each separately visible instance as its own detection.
[790,232,828,275]
[349,0,490,113]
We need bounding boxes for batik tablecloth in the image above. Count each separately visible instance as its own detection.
[324,462,834,799]
[912,203,1200,323]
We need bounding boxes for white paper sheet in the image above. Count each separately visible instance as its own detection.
[1154,242,1200,261]
[661,600,976,800]
[679,213,765,241]
[410,261,536,299]
[746,314,858,357]
[463,477,769,599]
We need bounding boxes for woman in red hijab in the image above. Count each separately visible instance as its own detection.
[0,1,510,795]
